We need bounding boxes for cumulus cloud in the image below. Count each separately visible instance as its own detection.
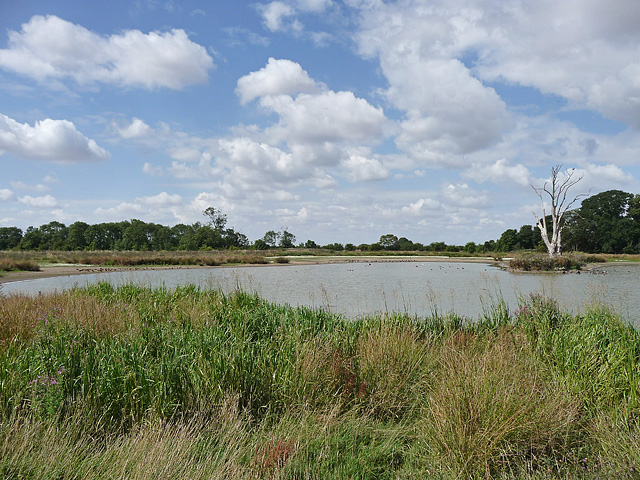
[257,2,297,32]
[117,118,153,139]
[351,4,511,161]
[402,198,442,216]
[95,202,145,217]
[439,183,490,209]
[577,163,636,188]
[470,1,640,128]
[343,151,390,182]
[137,192,183,207]
[0,15,214,89]
[236,58,321,104]
[218,137,300,183]
[352,0,640,132]
[0,189,15,201]
[0,113,109,163]
[18,194,58,208]
[262,90,387,145]
[463,159,531,187]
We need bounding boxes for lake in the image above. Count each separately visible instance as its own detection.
[2,261,639,324]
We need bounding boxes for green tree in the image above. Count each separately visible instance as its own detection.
[39,221,68,250]
[262,230,278,248]
[19,226,43,250]
[564,190,637,253]
[203,207,227,231]
[0,227,22,250]
[496,229,518,252]
[278,230,296,248]
[253,239,268,250]
[516,225,536,250]
[379,234,399,250]
[66,221,89,250]
[396,237,414,251]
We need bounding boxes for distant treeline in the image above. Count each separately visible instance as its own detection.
[1,190,638,254]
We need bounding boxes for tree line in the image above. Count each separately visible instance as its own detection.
[1,190,638,254]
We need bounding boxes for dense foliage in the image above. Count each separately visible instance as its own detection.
[562,190,640,254]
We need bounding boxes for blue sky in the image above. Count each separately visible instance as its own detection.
[1,0,639,246]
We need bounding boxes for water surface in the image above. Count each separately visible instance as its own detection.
[3,261,638,323]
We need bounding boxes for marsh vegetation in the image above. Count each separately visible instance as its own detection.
[1,284,640,478]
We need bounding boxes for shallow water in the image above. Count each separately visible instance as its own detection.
[2,261,639,323]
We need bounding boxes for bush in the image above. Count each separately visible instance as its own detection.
[509,254,584,271]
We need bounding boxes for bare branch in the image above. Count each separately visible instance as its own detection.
[530,164,587,257]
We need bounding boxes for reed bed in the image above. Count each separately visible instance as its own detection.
[1,284,639,478]
[0,250,269,268]
[0,257,40,273]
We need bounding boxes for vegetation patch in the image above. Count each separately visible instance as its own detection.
[509,254,592,271]
[1,285,640,478]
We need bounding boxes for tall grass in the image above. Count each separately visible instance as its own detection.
[1,284,640,478]
[0,257,40,272]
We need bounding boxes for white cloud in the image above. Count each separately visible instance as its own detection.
[0,15,214,90]
[137,192,183,207]
[42,175,59,184]
[257,0,333,33]
[296,0,332,12]
[18,194,58,208]
[463,159,531,187]
[0,114,109,163]
[95,202,145,218]
[343,152,390,182]
[0,189,15,201]
[274,189,300,201]
[351,0,640,131]
[402,198,442,216]
[576,163,636,189]
[236,58,321,104]
[218,137,300,183]
[262,90,387,145]
[258,2,296,32]
[351,4,511,162]
[142,162,164,177]
[10,181,50,192]
[439,183,490,209]
[117,118,152,139]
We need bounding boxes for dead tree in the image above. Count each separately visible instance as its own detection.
[531,165,587,257]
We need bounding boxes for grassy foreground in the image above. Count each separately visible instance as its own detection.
[1,285,640,479]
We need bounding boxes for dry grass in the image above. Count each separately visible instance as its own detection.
[422,330,582,478]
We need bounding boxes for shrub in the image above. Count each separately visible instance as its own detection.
[509,254,584,271]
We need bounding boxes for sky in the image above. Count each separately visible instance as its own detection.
[1,0,639,246]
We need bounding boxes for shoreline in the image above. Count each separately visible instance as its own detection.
[0,255,499,285]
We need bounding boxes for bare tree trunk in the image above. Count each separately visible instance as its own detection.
[531,165,587,257]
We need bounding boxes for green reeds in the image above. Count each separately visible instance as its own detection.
[1,285,640,478]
